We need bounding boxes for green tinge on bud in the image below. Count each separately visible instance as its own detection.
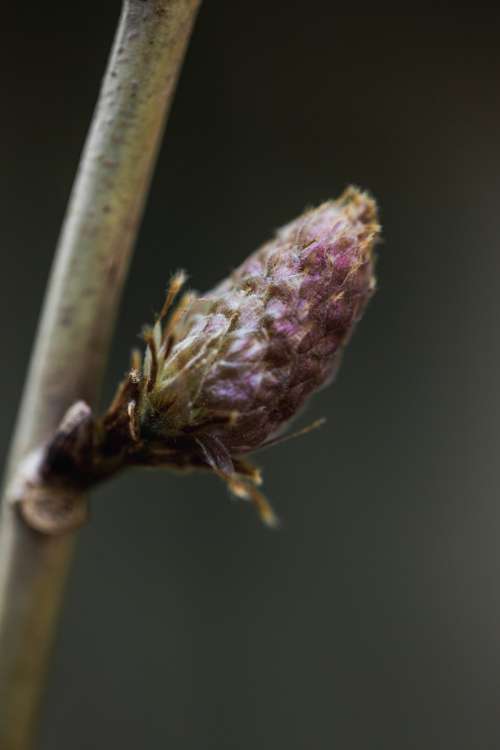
[102,186,380,525]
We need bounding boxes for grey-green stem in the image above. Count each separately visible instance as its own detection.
[0,1,201,747]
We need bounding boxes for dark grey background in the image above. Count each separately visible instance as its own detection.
[2,3,500,749]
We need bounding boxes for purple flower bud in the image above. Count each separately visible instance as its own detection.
[104,186,380,525]
[143,187,379,453]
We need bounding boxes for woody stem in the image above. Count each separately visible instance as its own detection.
[0,2,200,748]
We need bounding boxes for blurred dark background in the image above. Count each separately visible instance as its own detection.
[2,2,500,748]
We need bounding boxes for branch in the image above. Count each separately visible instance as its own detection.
[0,1,201,747]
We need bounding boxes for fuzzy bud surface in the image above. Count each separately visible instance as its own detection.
[139,187,379,473]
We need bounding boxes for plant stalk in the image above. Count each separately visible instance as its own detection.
[0,1,200,747]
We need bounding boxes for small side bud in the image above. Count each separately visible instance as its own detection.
[9,402,95,534]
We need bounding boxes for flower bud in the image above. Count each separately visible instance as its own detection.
[106,186,380,524]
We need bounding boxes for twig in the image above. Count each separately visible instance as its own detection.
[0,1,200,747]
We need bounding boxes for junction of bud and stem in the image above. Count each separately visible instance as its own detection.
[9,275,275,534]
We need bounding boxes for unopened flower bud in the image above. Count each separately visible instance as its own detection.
[105,186,380,525]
